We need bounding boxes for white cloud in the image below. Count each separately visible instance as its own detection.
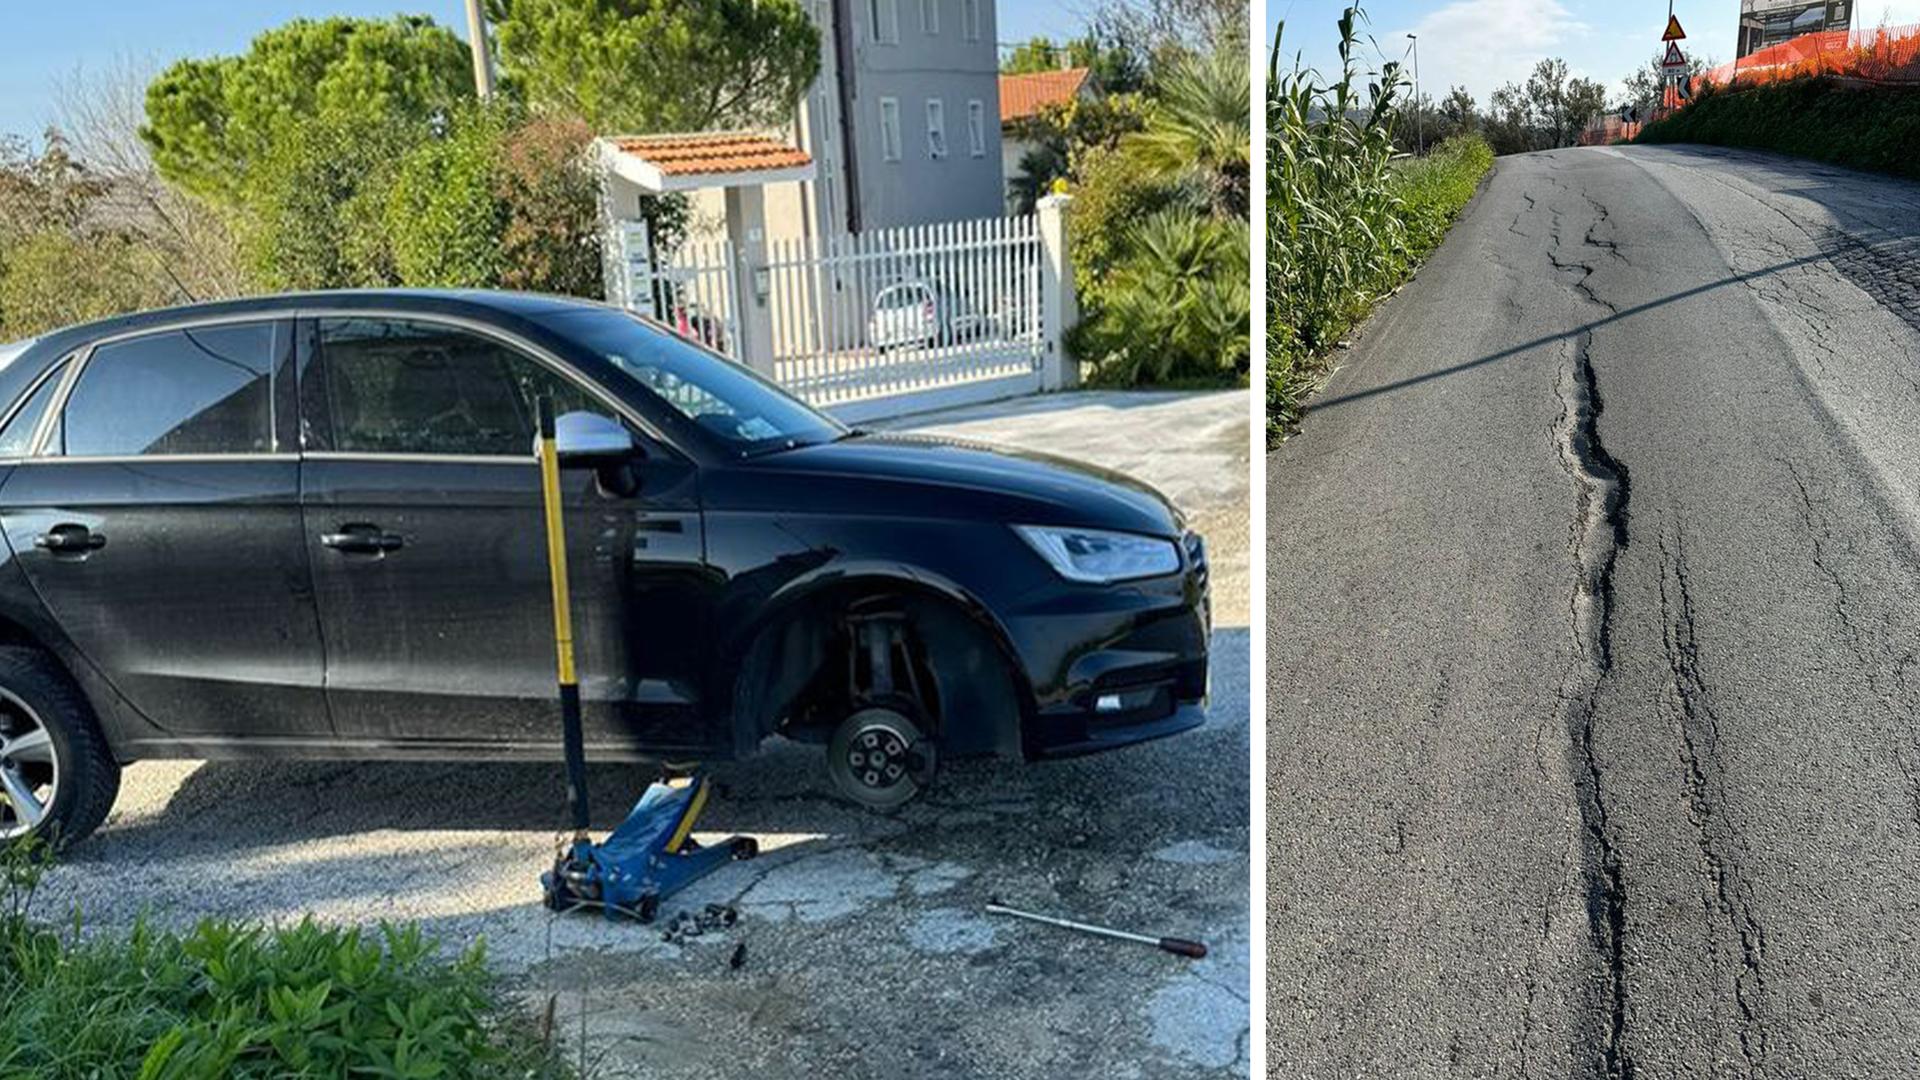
[1390,0,1588,106]
[1862,1,1920,26]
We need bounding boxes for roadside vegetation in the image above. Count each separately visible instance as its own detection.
[1636,77,1920,180]
[1269,5,1492,438]
[1386,60,1608,158]
[1007,1,1250,389]
[0,839,565,1078]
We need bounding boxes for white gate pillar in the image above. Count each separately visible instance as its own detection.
[598,172,637,311]
[1036,193,1079,391]
[725,185,777,377]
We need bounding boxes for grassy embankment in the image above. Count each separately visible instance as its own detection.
[1270,114,1491,438]
[1269,7,1493,440]
[0,842,565,1079]
[1637,76,1920,180]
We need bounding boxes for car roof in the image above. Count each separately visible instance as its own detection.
[26,289,603,357]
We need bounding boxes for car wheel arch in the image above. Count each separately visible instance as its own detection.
[0,605,155,760]
[725,572,1031,760]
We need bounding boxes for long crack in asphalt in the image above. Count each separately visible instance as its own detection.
[1658,528,1771,1076]
[1545,175,1635,1080]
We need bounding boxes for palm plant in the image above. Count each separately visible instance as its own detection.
[1073,211,1249,385]
[1124,48,1251,219]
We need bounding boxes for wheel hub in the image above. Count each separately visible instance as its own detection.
[844,726,911,791]
[826,706,932,811]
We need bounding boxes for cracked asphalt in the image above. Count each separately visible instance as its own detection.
[33,389,1250,1080]
[1268,146,1920,1078]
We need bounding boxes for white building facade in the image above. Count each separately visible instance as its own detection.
[696,0,1006,243]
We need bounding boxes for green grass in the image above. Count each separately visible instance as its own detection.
[1637,77,1920,180]
[1,842,565,1079]
[1391,136,1496,267]
[1268,130,1491,440]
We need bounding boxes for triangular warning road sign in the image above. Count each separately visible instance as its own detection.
[1663,14,1686,41]
[1662,40,1687,68]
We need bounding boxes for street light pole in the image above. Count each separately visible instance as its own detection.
[1406,33,1422,155]
[465,0,496,100]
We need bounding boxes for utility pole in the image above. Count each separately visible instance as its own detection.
[465,0,496,100]
[1406,33,1422,155]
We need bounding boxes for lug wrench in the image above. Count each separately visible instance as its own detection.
[985,899,1208,959]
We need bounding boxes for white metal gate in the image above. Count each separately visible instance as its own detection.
[610,213,1054,422]
[762,216,1044,416]
[612,222,743,359]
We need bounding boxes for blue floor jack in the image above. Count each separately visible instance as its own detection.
[532,400,756,923]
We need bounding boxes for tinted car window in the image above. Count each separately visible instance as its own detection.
[0,361,66,457]
[535,308,844,456]
[61,324,275,456]
[317,318,597,455]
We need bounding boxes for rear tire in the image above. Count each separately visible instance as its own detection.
[0,646,119,848]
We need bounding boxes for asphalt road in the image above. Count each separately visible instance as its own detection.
[1268,146,1920,1078]
[33,390,1251,1080]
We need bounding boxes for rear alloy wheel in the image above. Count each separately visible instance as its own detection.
[0,690,57,839]
[826,704,935,811]
[0,647,119,847]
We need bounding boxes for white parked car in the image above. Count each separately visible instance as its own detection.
[869,281,984,352]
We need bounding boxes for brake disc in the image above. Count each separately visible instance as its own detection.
[826,705,934,811]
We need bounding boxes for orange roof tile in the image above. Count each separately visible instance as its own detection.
[999,68,1093,124]
[610,133,811,176]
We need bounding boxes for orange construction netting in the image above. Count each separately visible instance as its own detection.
[1702,22,1920,88]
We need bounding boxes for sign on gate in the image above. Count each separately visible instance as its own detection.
[612,223,743,360]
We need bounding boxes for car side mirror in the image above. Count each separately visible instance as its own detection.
[551,411,640,467]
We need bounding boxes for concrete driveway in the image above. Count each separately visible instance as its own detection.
[34,388,1251,1080]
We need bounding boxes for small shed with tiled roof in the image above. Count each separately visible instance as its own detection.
[596,132,816,375]
[597,133,815,194]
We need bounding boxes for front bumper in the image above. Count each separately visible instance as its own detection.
[1007,531,1211,760]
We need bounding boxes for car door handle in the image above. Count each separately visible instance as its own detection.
[34,524,105,554]
[320,524,404,555]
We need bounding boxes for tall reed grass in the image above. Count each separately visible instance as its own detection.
[1269,7,1407,434]
[1268,5,1491,439]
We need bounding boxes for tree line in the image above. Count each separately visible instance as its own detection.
[0,2,821,341]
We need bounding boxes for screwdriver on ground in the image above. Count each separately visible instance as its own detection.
[985,899,1208,959]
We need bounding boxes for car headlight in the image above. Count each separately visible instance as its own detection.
[1013,525,1182,583]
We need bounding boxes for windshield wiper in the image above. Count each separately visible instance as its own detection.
[739,437,808,459]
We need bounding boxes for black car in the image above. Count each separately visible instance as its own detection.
[0,291,1209,843]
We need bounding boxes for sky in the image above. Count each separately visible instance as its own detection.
[0,0,1089,140]
[1270,0,1920,108]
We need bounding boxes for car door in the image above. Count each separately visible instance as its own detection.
[296,315,717,755]
[0,319,332,741]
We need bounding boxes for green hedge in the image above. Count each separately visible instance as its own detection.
[1638,77,1920,180]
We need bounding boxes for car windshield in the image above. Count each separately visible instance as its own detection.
[538,308,846,457]
[878,285,926,310]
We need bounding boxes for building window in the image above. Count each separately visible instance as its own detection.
[879,97,902,161]
[868,0,898,44]
[961,0,979,40]
[967,99,986,157]
[922,0,939,34]
[926,99,947,159]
